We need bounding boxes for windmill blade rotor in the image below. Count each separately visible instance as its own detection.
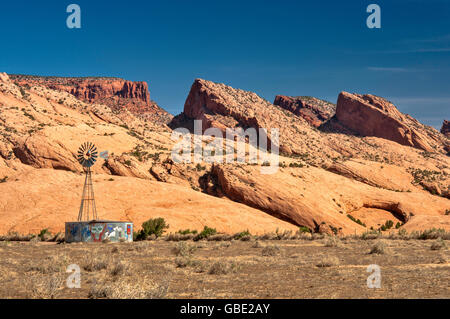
[77,142,98,168]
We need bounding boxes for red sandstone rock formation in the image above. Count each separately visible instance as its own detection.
[273,95,335,127]
[336,92,446,153]
[169,78,318,155]
[441,120,450,137]
[9,75,172,124]
[202,164,449,235]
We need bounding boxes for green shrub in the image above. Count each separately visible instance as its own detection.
[298,226,311,233]
[38,228,51,241]
[124,159,132,166]
[177,229,198,235]
[385,220,394,229]
[418,228,446,240]
[329,225,339,235]
[347,214,366,227]
[233,230,251,240]
[129,147,145,162]
[379,220,394,231]
[135,217,169,240]
[194,226,217,241]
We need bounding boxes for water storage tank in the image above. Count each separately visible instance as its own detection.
[65,220,133,243]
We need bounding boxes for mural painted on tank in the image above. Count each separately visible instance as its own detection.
[81,225,91,239]
[65,221,133,243]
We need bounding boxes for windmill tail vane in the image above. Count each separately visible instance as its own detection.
[77,142,99,221]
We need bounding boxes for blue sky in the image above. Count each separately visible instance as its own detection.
[0,0,449,128]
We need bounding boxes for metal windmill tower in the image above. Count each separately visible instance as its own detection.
[77,142,99,221]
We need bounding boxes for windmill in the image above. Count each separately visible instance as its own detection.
[65,142,133,243]
[77,142,99,221]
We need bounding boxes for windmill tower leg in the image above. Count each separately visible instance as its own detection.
[77,169,89,221]
[78,167,98,221]
[88,167,98,220]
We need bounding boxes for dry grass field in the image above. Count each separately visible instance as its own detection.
[0,232,448,299]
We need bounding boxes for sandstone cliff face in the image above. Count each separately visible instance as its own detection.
[273,95,335,127]
[0,72,449,235]
[202,164,449,234]
[167,79,449,232]
[442,120,450,137]
[171,78,263,132]
[169,78,326,155]
[0,169,297,235]
[169,78,450,188]
[336,92,447,153]
[9,75,172,124]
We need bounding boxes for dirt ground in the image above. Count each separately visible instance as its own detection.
[0,237,448,299]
